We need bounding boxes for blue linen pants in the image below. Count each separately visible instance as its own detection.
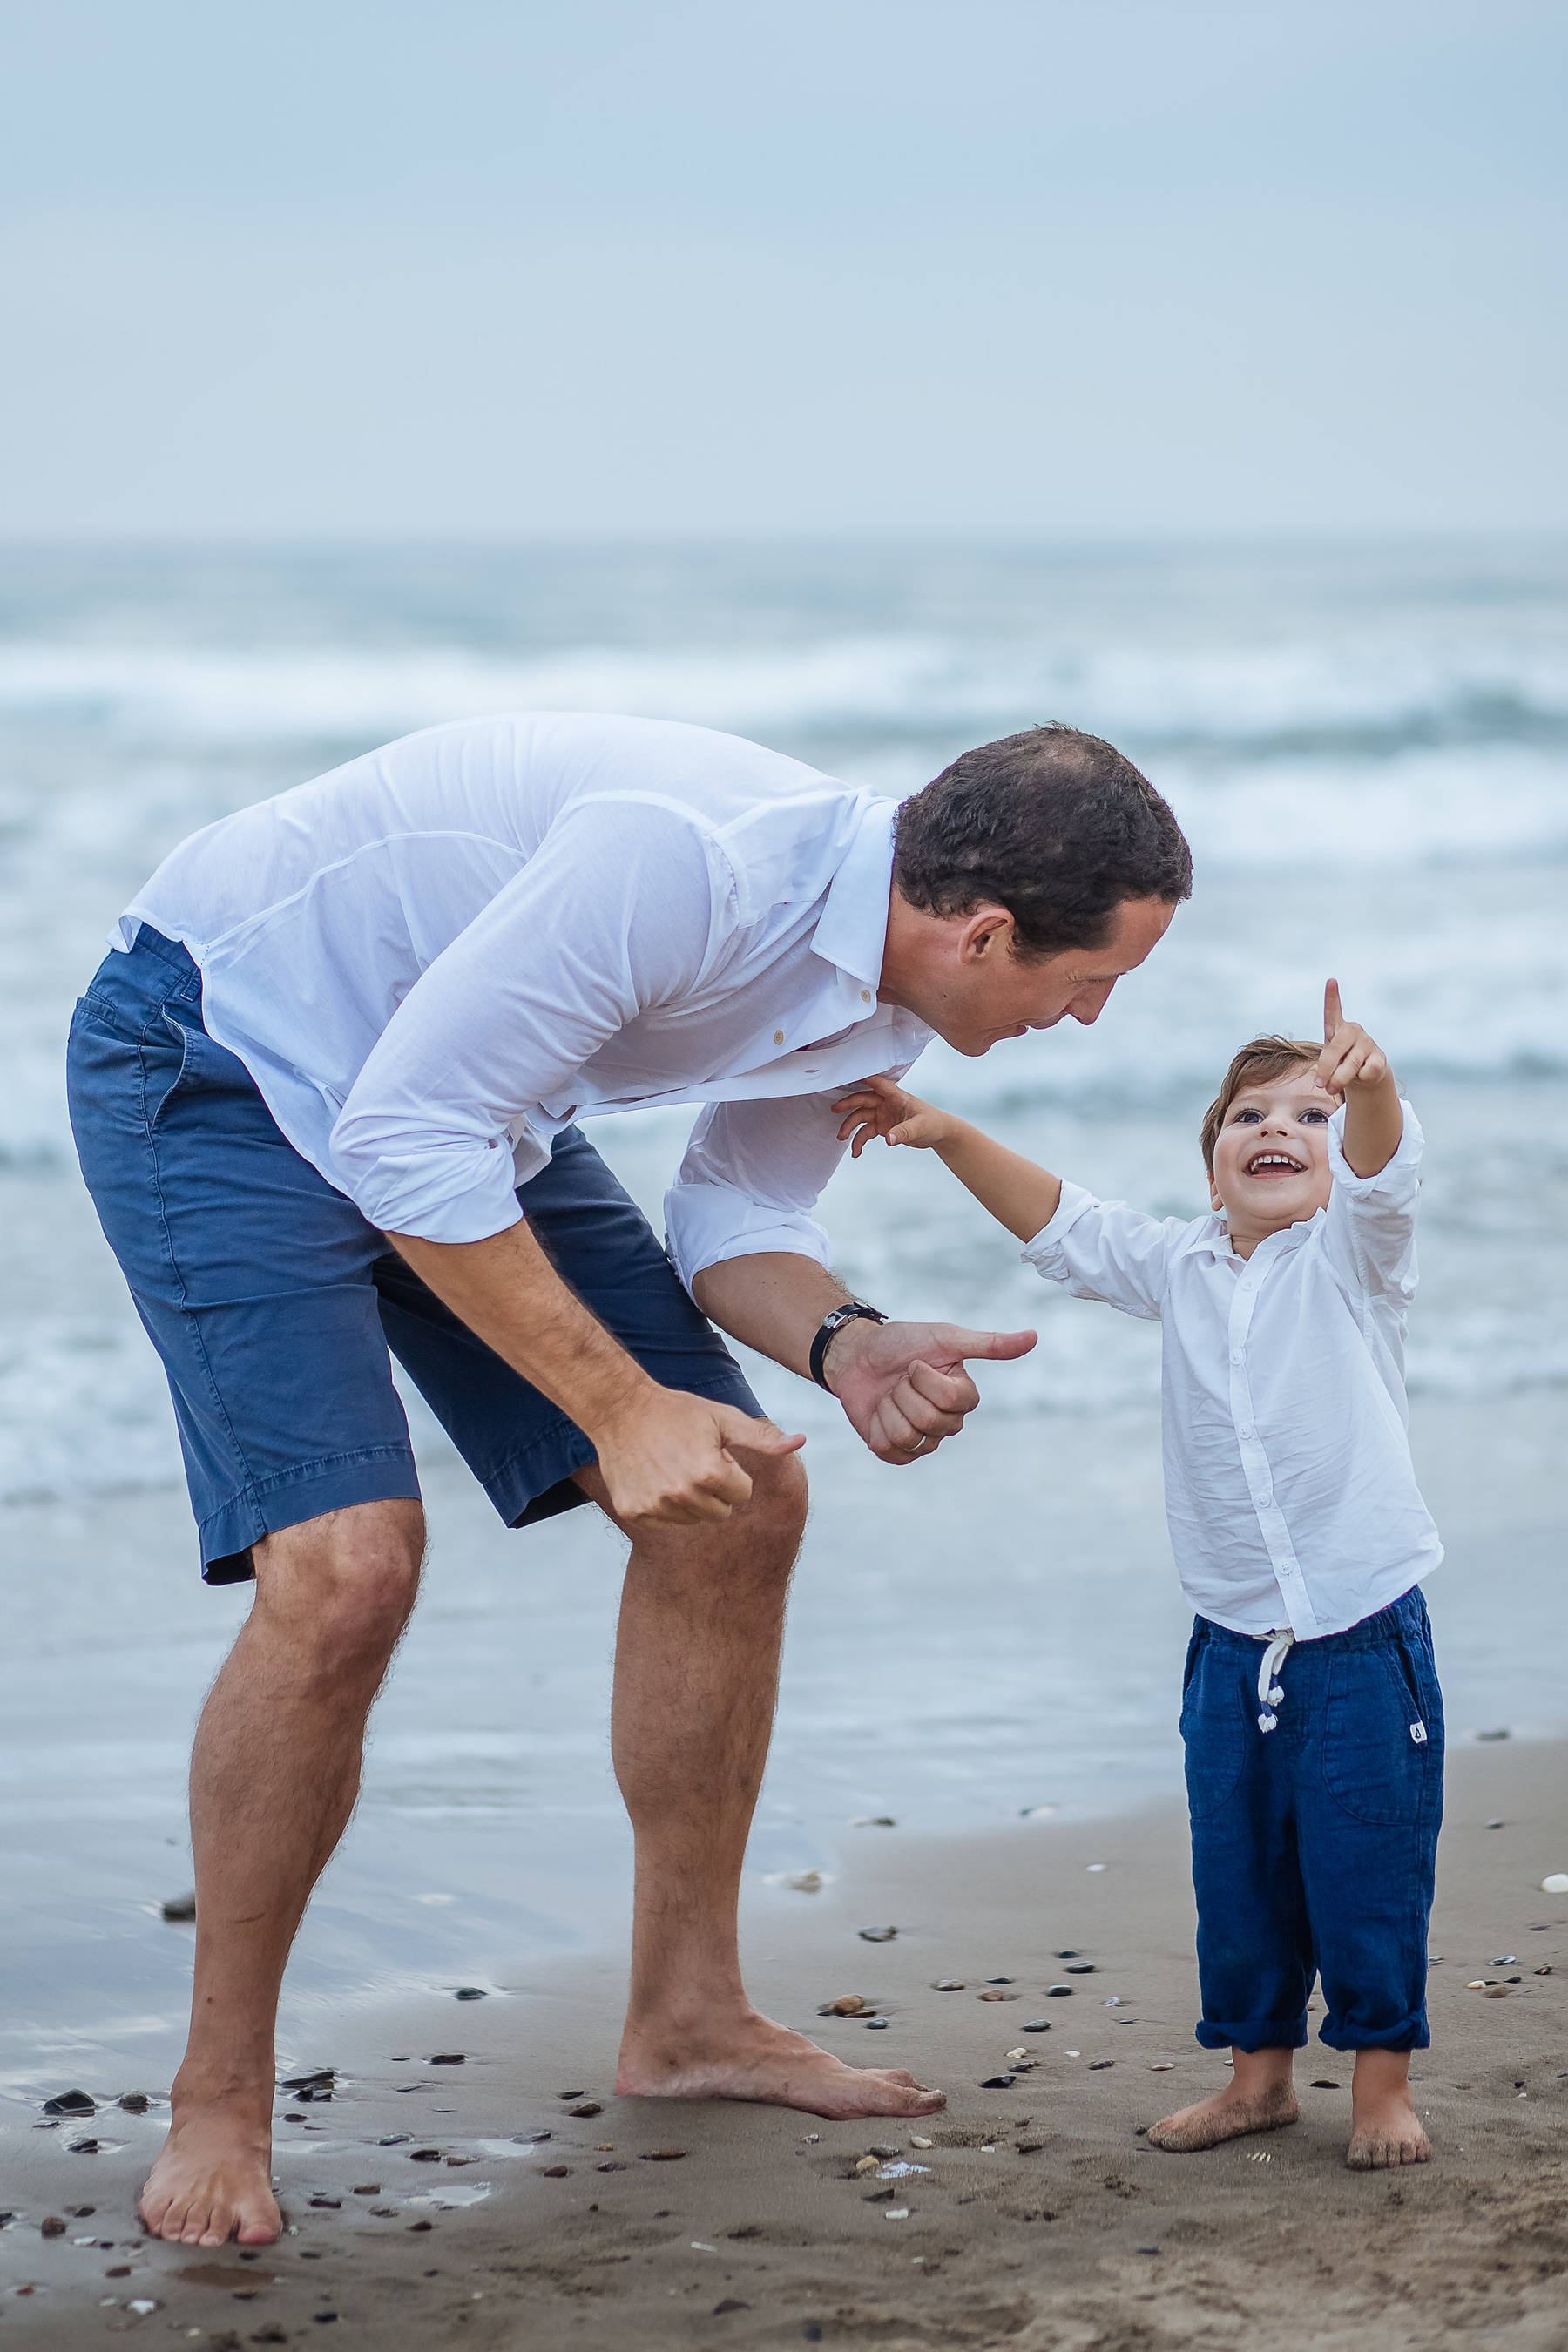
[1179,1585,1443,2053]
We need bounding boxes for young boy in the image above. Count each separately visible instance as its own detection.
[833,983,1443,2171]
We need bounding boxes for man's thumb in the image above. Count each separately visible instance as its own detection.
[954,1327,1038,1362]
[719,1409,807,1456]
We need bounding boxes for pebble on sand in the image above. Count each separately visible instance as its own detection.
[1023,2020,1052,2032]
[1541,1873,1568,1894]
[40,2217,66,2238]
[570,2101,604,2118]
[41,2092,94,2117]
[1046,1985,1074,1997]
[865,2017,889,2029]
[981,2073,1017,2089]
[977,1989,1018,2002]
[160,1892,197,1923]
[429,2053,466,2065]
[642,2149,687,2161]
[932,1979,966,1991]
[117,2093,149,2113]
[821,1994,870,2016]
[859,1927,897,1943]
[850,1816,896,1828]
[454,1987,488,2000]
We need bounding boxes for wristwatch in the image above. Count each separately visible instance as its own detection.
[809,1301,889,1390]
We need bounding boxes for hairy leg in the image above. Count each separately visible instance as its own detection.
[139,1499,424,2247]
[1346,2047,1430,2168]
[580,1451,943,2119]
[1146,2046,1300,2153]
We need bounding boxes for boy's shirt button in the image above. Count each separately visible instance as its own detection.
[1230,1348,1243,1364]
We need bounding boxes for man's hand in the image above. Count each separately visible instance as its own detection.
[593,1389,805,1528]
[1317,977,1402,1179]
[821,1312,1037,1464]
[834,1076,956,1157]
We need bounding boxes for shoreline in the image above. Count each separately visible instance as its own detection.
[3,1738,1565,2349]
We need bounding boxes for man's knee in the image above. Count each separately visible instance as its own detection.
[253,1498,424,1672]
[738,1446,808,1565]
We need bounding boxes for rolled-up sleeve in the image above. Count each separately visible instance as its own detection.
[329,801,720,1241]
[665,1090,868,1290]
[1019,1182,1176,1320]
[1321,1101,1423,1306]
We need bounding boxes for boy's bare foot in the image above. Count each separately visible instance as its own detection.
[139,2098,280,2247]
[1346,2049,1430,2169]
[1146,2048,1298,2152]
[618,2008,945,2118]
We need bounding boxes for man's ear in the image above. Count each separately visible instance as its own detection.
[957,906,1015,965]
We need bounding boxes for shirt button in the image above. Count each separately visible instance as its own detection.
[774,1029,785,1044]
[1239,1424,1255,1441]
[860,988,872,1002]
[1229,1349,1243,1364]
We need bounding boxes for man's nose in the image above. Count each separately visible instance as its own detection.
[1069,983,1115,1026]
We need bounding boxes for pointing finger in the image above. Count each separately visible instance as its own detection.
[1323,978,1342,1044]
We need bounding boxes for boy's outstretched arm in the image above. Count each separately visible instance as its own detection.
[834,1075,1064,1244]
[1320,980,1403,1178]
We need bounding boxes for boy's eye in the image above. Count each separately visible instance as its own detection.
[1230,1108,1261,1125]
[1299,1108,1328,1125]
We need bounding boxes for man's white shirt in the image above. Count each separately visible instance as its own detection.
[1022,1107,1442,1639]
[115,713,932,1281]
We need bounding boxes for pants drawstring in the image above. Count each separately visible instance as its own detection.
[1256,1629,1295,1734]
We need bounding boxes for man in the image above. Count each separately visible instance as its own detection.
[67,713,1190,2248]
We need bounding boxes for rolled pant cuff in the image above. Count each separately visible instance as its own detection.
[1318,2014,1429,2053]
[1196,2017,1308,2052]
[198,1446,423,1585]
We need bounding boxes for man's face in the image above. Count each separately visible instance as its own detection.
[896,894,1176,1058]
[1208,1066,1338,1245]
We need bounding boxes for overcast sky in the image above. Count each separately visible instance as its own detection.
[3,0,1563,538]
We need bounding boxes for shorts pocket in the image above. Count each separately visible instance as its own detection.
[1321,1646,1442,1828]
[1180,1639,1248,1824]
[149,1013,252,1127]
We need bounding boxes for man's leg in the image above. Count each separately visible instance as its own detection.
[581,1448,943,2119]
[139,1498,424,2247]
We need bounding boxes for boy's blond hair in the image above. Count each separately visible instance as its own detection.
[1200,1037,1322,1176]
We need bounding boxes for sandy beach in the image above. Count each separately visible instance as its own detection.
[3,1734,1564,2350]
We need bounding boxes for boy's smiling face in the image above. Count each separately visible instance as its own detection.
[1209,1064,1339,1252]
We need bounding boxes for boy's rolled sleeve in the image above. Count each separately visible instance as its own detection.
[1322,1100,1423,1306]
[1020,1182,1175,1321]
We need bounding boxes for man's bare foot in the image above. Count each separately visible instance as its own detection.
[139,2100,280,2247]
[1146,2049,1299,2153]
[1347,2051,1430,2169]
[618,2009,945,2118]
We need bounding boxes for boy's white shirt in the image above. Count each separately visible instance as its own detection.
[1021,1103,1442,1640]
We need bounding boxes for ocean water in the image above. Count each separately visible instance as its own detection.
[3,538,1565,2071]
[3,538,1566,1506]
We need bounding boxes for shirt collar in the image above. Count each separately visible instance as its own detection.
[810,794,897,994]
[1173,1211,1324,1267]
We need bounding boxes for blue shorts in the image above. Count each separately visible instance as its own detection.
[66,925,762,1583]
[1180,1585,1444,2054]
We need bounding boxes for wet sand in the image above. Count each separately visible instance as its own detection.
[3,1736,1565,2350]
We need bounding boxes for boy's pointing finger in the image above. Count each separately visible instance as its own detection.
[1323,978,1342,1042]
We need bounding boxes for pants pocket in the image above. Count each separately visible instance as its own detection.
[1180,1638,1247,1824]
[1321,1646,1441,1828]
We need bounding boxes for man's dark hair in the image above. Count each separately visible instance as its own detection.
[892,723,1193,957]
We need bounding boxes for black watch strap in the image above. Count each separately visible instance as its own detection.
[809,1301,889,1390]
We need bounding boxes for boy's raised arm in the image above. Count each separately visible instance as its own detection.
[834,1075,1064,1244]
[1319,980,1403,1179]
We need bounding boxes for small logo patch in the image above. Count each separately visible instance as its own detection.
[1410,1721,1428,1744]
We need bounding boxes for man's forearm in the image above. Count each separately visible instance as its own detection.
[691,1252,853,1382]
[389,1218,657,1437]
